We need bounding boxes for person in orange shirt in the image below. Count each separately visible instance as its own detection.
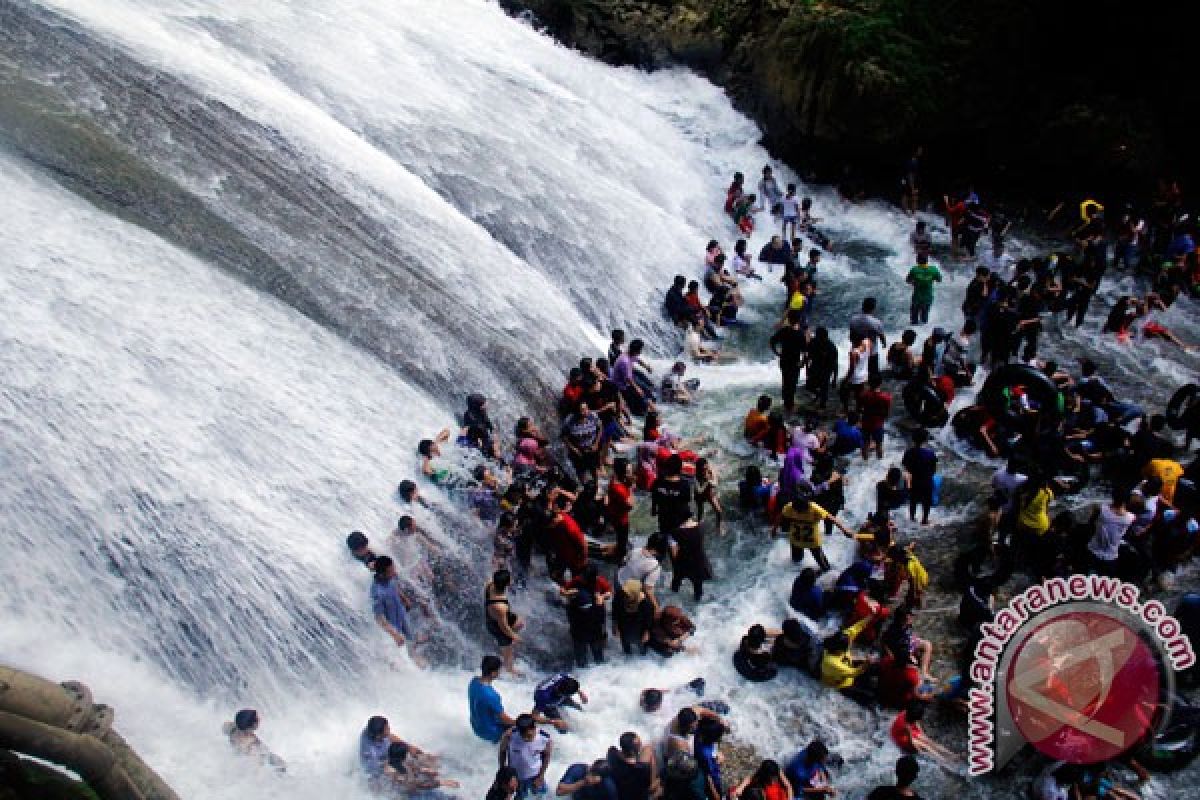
[744,395,773,446]
[1143,458,1184,504]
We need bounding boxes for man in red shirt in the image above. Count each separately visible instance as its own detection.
[859,374,893,461]
[550,494,588,583]
[606,458,636,562]
[877,651,932,710]
[560,368,585,416]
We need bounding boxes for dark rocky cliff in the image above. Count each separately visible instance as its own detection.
[502,0,1193,204]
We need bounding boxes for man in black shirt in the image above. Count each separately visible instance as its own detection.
[961,266,991,324]
[866,755,922,800]
[651,455,694,534]
[982,294,1017,367]
[769,310,809,412]
[663,276,690,324]
[606,732,654,800]
[1013,287,1043,361]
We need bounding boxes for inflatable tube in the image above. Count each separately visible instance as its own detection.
[903,381,949,427]
[732,651,777,682]
[1167,384,1200,431]
[1177,594,1200,646]
[1080,199,1104,222]
[978,364,1062,420]
[952,406,985,440]
[1136,712,1200,773]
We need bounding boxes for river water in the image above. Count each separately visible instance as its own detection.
[1,2,1197,799]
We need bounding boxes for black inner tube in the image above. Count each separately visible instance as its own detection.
[1167,384,1200,431]
[978,364,1062,420]
[903,381,948,427]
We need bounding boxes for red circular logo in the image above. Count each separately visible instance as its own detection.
[1005,611,1161,763]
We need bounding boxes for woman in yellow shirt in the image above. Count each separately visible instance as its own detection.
[1013,475,1053,573]
[820,617,877,704]
[1017,487,1052,532]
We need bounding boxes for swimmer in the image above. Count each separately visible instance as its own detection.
[383,741,459,792]
[346,530,378,570]
[223,709,285,771]
[532,673,588,733]
[417,428,452,481]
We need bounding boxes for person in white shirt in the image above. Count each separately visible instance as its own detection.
[499,715,553,799]
[758,165,783,215]
[1088,489,1133,576]
[685,324,719,364]
[780,184,800,241]
[990,458,1028,533]
[731,239,760,280]
[618,534,668,613]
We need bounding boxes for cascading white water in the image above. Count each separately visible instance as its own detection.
[3,2,1199,800]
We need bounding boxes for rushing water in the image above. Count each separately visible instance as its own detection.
[2,2,1198,799]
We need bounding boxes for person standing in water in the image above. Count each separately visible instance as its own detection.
[758,166,783,215]
[485,569,525,675]
[910,221,932,261]
[901,429,938,526]
[804,327,838,410]
[770,310,809,413]
[371,556,423,665]
[774,495,855,573]
[499,714,554,800]
[607,458,636,562]
[848,297,887,380]
[470,656,516,743]
[780,184,801,242]
[613,340,652,417]
[906,254,942,325]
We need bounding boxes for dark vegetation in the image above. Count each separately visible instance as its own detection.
[501,0,1195,205]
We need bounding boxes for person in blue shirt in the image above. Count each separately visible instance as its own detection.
[785,739,835,798]
[694,716,728,800]
[828,559,872,612]
[533,674,588,732]
[370,556,413,646]
[788,568,823,618]
[900,428,938,526]
[830,413,864,457]
[470,656,515,743]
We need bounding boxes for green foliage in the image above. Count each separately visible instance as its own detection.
[774,0,956,133]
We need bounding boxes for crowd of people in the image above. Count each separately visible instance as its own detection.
[221,164,1200,800]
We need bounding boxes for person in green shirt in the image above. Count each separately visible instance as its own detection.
[905,255,942,325]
